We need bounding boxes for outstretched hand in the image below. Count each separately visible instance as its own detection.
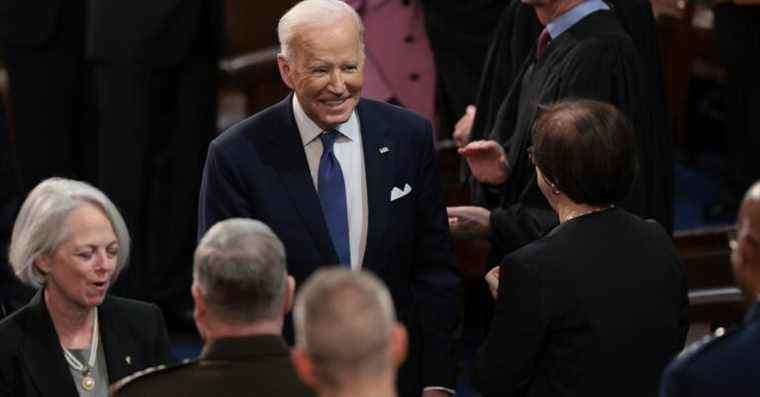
[453,105,476,148]
[459,140,509,185]
[447,206,491,240]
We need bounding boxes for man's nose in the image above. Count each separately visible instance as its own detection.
[327,70,346,94]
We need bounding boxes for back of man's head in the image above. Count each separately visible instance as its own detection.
[733,181,760,297]
[193,218,289,329]
[292,268,406,393]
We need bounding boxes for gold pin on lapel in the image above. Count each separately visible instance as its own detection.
[379,146,389,154]
[125,356,132,365]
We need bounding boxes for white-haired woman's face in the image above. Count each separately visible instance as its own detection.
[37,202,119,310]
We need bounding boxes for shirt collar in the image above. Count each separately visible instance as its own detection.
[292,94,359,146]
[546,0,610,40]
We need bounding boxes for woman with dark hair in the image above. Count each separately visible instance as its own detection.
[472,100,688,397]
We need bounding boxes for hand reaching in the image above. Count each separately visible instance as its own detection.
[447,206,491,240]
[459,140,509,185]
[453,105,476,148]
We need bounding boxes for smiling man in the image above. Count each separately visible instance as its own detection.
[196,1,459,396]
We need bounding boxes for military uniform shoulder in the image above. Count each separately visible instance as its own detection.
[110,358,198,394]
[671,326,736,367]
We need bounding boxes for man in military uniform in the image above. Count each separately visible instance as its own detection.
[110,219,314,397]
[660,180,760,397]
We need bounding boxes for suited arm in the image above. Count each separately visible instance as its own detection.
[489,178,557,254]
[197,140,254,239]
[412,123,461,390]
[472,256,546,397]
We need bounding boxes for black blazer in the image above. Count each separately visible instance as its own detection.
[473,208,689,397]
[198,95,460,394]
[0,291,173,396]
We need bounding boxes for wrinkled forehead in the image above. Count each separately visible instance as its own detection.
[292,18,362,52]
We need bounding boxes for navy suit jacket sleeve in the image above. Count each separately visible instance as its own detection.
[409,120,461,387]
[198,139,254,238]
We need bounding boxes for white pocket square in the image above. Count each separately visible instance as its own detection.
[390,184,412,202]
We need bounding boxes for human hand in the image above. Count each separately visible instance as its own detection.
[453,105,476,148]
[447,206,491,239]
[651,0,688,19]
[485,266,500,299]
[458,140,509,185]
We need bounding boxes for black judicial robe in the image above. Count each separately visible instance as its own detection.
[481,8,673,256]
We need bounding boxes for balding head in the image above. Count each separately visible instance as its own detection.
[731,181,760,297]
[291,268,407,393]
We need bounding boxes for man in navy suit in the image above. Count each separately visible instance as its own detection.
[197,1,459,396]
[660,180,760,397]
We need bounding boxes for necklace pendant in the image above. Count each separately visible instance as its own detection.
[82,373,95,391]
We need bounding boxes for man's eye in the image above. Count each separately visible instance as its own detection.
[76,252,93,260]
[106,249,119,259]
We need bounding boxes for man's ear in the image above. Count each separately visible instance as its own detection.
[277,54,295,90]
[390,323,408,369]
[291,347,318,388]
[191,284,207,336]
[283,275,296,315]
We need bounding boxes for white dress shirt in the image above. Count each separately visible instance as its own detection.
[293,95,368,269]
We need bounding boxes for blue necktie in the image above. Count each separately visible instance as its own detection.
[318,131,351,266]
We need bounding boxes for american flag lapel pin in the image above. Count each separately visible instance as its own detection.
[379,146,389,154]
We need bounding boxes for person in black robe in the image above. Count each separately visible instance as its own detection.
[448,0,673,259]
[419,0,508,137]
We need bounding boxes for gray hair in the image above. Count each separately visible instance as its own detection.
[277,0,364,61]
[193,218,287,324]
[293,267,396,388]
[9,177,130,288]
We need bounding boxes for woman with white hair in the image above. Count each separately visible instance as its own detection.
[0,178,173,396]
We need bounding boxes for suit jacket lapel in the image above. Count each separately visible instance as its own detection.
[265,95,337,263]
[357,100,393,271]
[99,298,136,382]
[21,291,79,397]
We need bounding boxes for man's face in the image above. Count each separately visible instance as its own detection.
[731,200,760,295]
[277,17,364,131]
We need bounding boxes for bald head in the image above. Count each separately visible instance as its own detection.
[732,181,760,297]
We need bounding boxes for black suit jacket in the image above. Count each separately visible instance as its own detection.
[111,334,314,397]
[473,208,689,397]
[0,291,173,396]
[198,95,460,394]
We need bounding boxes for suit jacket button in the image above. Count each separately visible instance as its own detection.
[401,0,410,5]
[404,35,414,43]
[409,73,420,81]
